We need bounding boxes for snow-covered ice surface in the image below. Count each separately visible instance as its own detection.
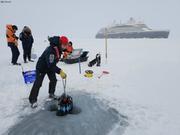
[7,92,128,135]
[0,38,180,135]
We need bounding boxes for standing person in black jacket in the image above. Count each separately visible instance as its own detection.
[29,36,69,108]
[19,26,34,63]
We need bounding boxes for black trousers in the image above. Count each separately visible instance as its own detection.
[8,43,20,64]
[29,70,57,104]
[23,45,32,62]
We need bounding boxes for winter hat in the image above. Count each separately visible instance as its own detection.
[23,26,31,34]
[59,36,69,45]
[12,25,18,30]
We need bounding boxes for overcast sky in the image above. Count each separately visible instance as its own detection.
[0,0,180,38]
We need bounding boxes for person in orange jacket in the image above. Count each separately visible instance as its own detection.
[6,24,21,65]
[63,41,74,59]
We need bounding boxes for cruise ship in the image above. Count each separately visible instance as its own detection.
[96,18,170,39]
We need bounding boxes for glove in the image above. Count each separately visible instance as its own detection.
[59,70,67,79]
[15,40,18,46]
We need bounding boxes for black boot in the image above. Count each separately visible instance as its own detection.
[88,58,97,67]
[96,54,101,66]
[13,62,21,66]
[31,102,38,108]
[49,94,58,100]
[29,59,34,62]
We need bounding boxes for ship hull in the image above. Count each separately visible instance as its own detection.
[96,31,169,39]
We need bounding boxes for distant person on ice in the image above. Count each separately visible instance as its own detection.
[6,24,21,65]
[29,36,69,108]
[19,26,34,63]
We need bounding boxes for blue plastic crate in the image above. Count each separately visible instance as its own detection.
[23,70,36,84]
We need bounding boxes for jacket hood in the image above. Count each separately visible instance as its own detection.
[48,36,60,46]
